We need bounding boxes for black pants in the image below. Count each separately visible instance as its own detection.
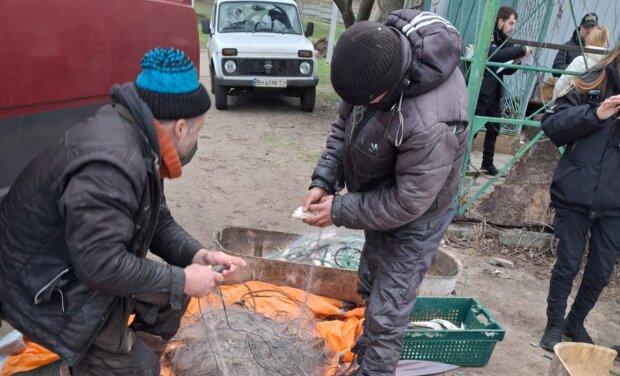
[353,210,454,376]
[546,208,620,323]
[20,297,190,376]
[475,102,502,165]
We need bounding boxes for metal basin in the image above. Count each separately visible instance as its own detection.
[216,226,462,305]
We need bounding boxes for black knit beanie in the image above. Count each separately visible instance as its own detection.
[135,48,211,120]
[330,21,404,105]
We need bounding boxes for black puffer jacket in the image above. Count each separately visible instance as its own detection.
[477,27,527,109]
[311,10,469,231]
[541,63,620,217]
[0,84,202,365]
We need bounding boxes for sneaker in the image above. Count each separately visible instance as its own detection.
[564,319,594,344]
[540,321,564,352]
[481,162,499,176]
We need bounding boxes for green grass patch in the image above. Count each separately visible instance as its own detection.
[302,151,322,163]
[316,59,339,104]
[303,17,345,45]
[194,1,212,16]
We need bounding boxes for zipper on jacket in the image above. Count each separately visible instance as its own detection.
[141,155,162,255]
[34,268,70,305]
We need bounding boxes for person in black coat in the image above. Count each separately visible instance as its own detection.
[551,13,599,76]
[0,48,246,375]
[539,42,620,352]
[476,6,532,175]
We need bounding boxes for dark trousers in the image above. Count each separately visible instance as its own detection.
[546,208,620,323]
[353,210,454,376]
[19,297,190,376]
[475,102,502,165]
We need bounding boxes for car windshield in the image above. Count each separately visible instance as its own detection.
[218,2,302,35]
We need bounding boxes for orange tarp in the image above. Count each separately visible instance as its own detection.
[2,281,364,376]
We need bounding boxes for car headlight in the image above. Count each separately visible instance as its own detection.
[224,60,237,74]
[299,61,311,75]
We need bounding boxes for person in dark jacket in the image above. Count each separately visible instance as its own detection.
[551,13,599,76]
[539,42,620,352]
[301,12,469,375]
[0,48,246,375]
[476,6,532,175]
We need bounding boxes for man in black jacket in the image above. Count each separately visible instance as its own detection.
[539,54,620,351]
[0,48,246,375]
[551,13,599,76]
[476,6,532,175]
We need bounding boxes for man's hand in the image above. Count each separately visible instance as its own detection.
[192,249,247,277]
[183,264,223,297]
[524,46,533,57]
[303,195,334,227]
[302,187,329,212]
[596,95,620,120]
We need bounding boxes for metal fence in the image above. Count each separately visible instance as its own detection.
[298,0,344,21]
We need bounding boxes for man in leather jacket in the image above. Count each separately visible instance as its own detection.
[0,48,246,375]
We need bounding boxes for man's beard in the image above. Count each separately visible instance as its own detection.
[180,142,198,166]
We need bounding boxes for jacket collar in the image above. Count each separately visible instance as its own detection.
[109,83,161,160]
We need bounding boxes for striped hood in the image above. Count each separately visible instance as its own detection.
[386,10,463,97]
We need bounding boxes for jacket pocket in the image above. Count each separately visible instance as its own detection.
[551,156,598,207]
[551,156,583,183]
[350,140,395,180]
[33,268,70,308]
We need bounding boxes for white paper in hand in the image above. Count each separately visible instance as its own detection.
[291,206,316,220]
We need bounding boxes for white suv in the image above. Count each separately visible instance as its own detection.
[202,0,318,111]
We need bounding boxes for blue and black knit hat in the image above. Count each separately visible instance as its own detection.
[135,47,210,120]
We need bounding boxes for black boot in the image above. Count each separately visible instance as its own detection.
[481,131,499,175]
[564,312,594,344]
[540,320,564,352]
[481,159,499,175]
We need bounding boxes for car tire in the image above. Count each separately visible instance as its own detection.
[300,87,316,112]
[215,83,228,110]
[209,62,216,95]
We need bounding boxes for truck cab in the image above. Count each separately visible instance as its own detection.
[203,0,318,111]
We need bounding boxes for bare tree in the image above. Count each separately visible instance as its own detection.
[356,0,376,22]
[332,0,356,27]
[376,0,404,22]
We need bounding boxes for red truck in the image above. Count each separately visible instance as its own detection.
[0,0,201,197]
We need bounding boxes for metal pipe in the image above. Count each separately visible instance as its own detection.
[508,38,608,55]
[458,0,502,208]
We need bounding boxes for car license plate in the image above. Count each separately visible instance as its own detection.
[253,78,287,88]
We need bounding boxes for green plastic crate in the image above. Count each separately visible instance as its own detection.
[401,297,505,367]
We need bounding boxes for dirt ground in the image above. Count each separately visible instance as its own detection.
[162,51,620,375]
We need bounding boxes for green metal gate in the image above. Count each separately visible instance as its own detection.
[453,0,595,215]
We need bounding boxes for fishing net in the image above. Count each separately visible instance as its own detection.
[165,303,335,376]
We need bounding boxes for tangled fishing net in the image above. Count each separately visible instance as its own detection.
[165,303,335,376]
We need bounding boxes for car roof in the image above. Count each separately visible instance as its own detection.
[216,0,298,6]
